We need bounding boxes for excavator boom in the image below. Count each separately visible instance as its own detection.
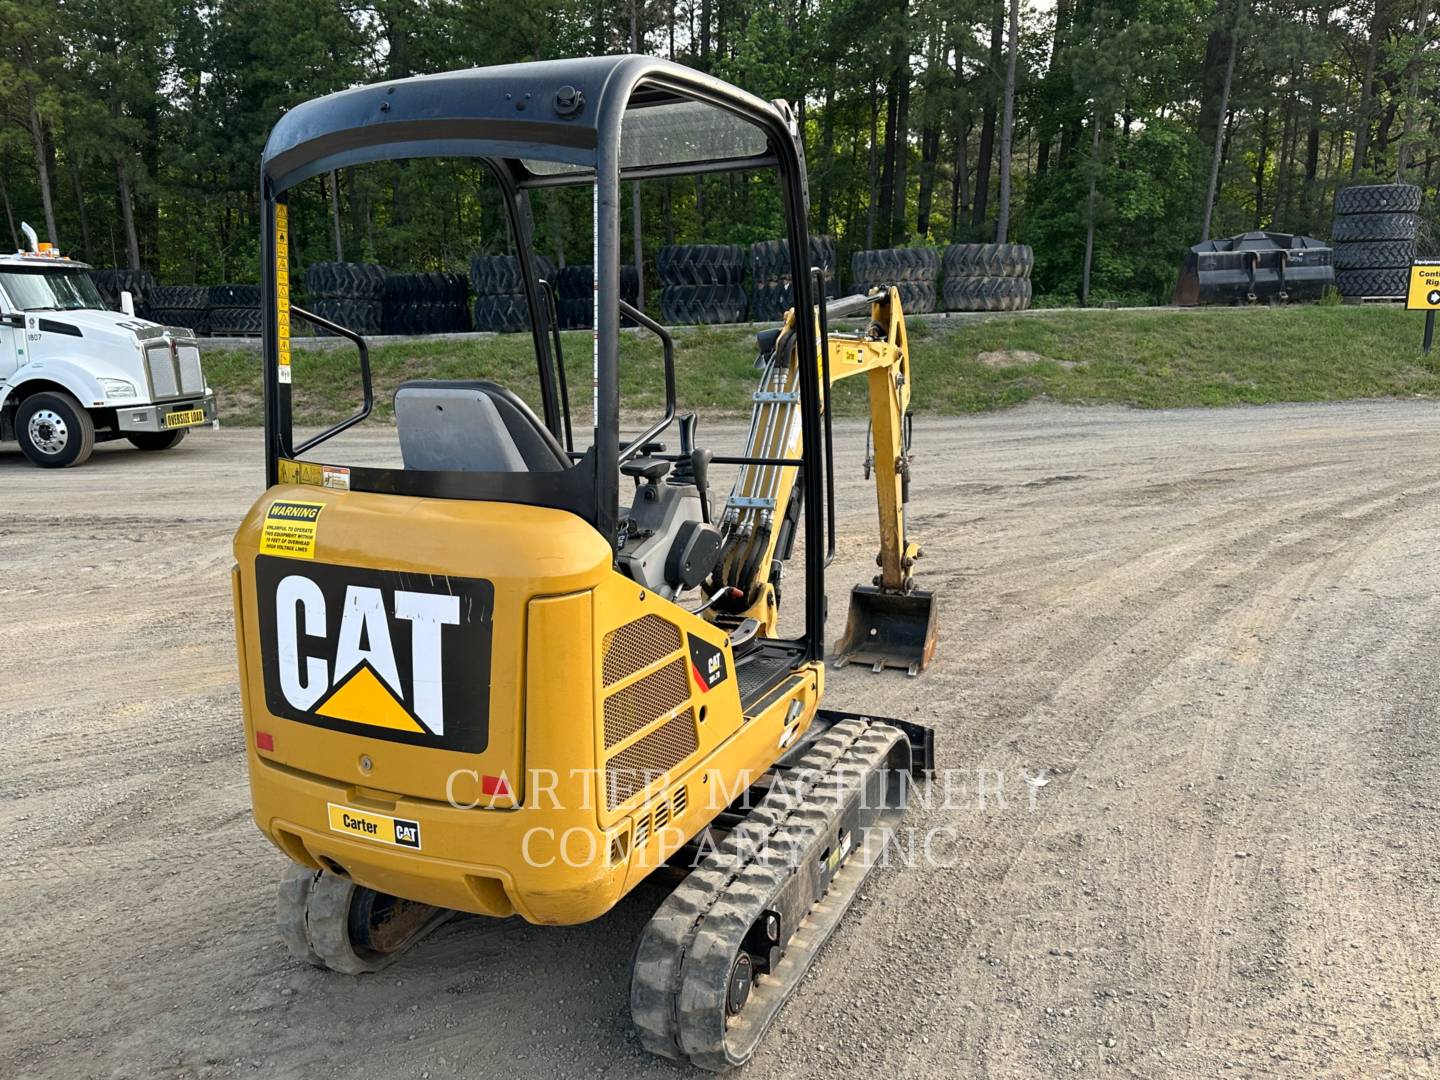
[710,286,938,674]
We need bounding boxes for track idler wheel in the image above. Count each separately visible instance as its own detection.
[274,865,453,975]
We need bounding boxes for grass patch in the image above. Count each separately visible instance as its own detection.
[203,304,1440,427]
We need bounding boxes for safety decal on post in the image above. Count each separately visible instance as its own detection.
[276,202,292,385]
[259,500,324,560]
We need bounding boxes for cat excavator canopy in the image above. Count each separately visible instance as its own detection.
[240,54,936,1073]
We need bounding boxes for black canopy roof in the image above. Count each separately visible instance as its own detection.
[261,54,791,193]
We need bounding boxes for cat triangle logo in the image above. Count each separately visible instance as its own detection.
[316,662,427,734]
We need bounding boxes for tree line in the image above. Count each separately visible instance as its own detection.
[2,0,1437,305]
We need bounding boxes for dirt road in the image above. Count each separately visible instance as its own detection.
[3,401,1439,1079]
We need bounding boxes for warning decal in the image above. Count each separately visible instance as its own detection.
[259,500,324,559]
[276,202,292,384]
[1406,260,1440,310]
[277,459,350,491]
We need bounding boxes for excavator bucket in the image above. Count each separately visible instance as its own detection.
[832,585,938,676]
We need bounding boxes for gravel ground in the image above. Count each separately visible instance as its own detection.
[3,400,1439,1079]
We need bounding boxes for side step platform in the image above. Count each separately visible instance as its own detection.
[630,711,935,1071]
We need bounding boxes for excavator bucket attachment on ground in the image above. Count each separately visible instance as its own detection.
[832,585,938,676]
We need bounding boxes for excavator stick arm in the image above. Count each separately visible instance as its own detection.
[711,286,937,674]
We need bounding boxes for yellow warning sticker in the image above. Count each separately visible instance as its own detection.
[277,459,322,486]
[1406,260,1440,310]
[277,460,351,491]
[259,499,324,559]
[327,803,422,849]
[276,203,291,382]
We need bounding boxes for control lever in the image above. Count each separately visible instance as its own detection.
[690,446,713,524]
[672,412,713,524]
[691,585,743,615]
[678,413,697,456]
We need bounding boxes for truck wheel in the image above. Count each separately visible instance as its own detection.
[127,429,188,451]
[16,391,95,468]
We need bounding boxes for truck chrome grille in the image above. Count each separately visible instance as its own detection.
[146,343,178,398]
[145,339,203,400]
[177,344,203,394]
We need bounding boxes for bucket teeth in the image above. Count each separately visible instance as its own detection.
[831,584,938,676]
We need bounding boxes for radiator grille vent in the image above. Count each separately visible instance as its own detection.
[672,785,688,818]
[146,344,179,398]
[606,711,699,809]
[602,614,682,687]
[603,657,689,749]
[176,344,204,394]
[633,814,650,848]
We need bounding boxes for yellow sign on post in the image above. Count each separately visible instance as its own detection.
[1406,260,1440,310]
[1406,260,1440,354]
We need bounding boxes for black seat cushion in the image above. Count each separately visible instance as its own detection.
[393,379,570,473]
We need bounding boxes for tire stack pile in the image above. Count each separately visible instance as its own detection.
[658,244,748,324]
[749,237,836,323]
[302,262,386,335]
[207,284,263,336]
[469,254,556,332]
[552,265,640,329]
[147,285,210,334]
[941,244,1034,311]
[381,272,470,335]
[89,269,156,317]
[1331,184,1420,301]
[849,248,940,313]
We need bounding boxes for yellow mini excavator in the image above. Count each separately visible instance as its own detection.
[232,55,937,1071]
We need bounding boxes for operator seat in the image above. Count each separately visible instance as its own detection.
[394,380,569,472]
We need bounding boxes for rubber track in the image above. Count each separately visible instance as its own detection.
[631,717,909,1071]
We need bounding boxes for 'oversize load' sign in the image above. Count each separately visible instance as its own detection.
[1406,260,1440,310]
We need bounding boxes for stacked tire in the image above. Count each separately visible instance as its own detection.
[381,272,470,335]
[552,264,640,330]
[749,237,837,322]
[469,254,555,333]
[207,283,263,336]
[850,248,940,313]
[89,269,156,316]
[147,285,210,334]
[658,244,747,325]
[302,262,386,335]
[1331,184,1421,300]
[942,244,1034,312]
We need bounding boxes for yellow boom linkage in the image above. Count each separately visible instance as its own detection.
[708,285,937,674]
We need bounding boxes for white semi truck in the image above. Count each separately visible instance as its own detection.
[0,227,216,468]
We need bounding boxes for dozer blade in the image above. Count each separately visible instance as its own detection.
[831,584,938,676]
